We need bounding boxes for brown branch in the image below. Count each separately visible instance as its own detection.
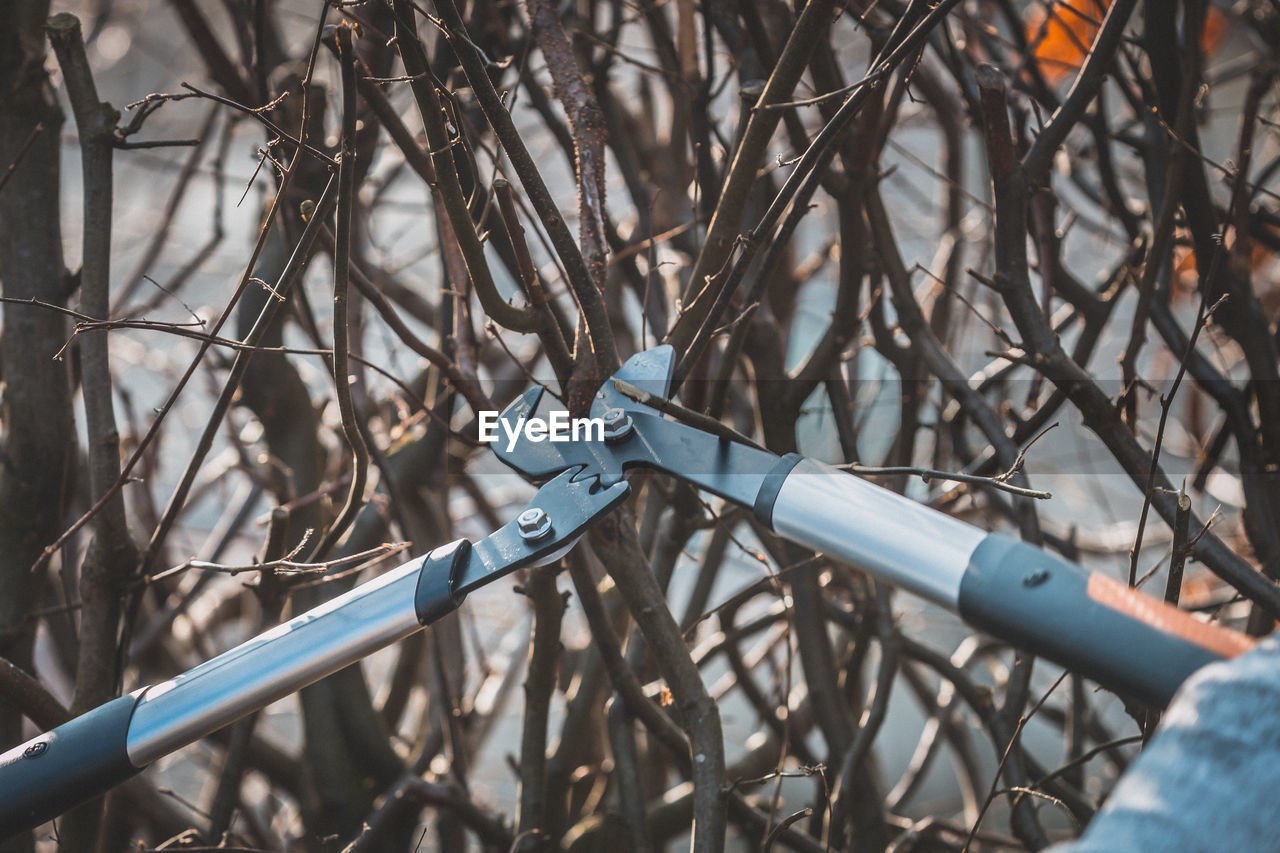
[671,0,962,383]
[317,23,369,559]
[390,1,541,340]
[566,549,688,757]
[524,0,609,293]
[668,0,839,353]
[840,464,1051,500]
[494,177,574,380]
[1165,487,1192,606]
[0,5,76,787]
[47,13,139,722]
[154,542,408,582]
[587,508,727,853]
[428,0,619,378]
[0,656,70,730]
[514,566,564,850]
[975,64,1280,615]
[1022,0,1139,181]
[611,378,767,451]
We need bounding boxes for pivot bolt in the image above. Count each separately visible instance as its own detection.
[601,408,633,442]
[517,507,552,541]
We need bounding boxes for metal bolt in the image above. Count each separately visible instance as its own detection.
[601,407,633,442]
[23,742,47,759]
[517,507,552,541]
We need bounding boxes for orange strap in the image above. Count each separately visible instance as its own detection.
[1087,572,1256,660]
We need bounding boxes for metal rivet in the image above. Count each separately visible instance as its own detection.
[23,742,47,759]
[601,408,633,442]
[517,507,552,541]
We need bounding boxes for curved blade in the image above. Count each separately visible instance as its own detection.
[590,345,675,419]
[493,347,679,483]
[491,385,628,484]
[456,468,629,594]
[489,386,574,480]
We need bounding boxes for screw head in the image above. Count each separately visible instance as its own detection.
[23,742,47,759]
[1023,569,1051,588]
[517,507,552,541]
[601,408,633,441]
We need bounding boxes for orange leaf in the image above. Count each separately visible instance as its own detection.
[1202,6,1229,57]
[1026,2,1227,85]
[1026,0,1110,86]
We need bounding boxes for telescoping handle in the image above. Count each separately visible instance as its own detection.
[754,456,1256,707]
[0,542,469,840]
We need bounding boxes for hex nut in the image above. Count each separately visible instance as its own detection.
[601,408,633,442]
[517,507,552,541]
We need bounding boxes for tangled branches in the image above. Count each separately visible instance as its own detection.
[2,0,1280,851]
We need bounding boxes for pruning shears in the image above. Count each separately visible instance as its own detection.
[0,345,1257,838]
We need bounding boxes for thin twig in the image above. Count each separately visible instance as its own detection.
[839,464,1052,500]
[0,121,45,197]
[1128,292,1230,584]
[156,542,409,582]
[962,672,1069,852]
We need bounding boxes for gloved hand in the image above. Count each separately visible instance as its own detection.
[1050,632,1280,852]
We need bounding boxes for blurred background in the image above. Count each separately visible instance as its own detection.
[2,0,1278,850]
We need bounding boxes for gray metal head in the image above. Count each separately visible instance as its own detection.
[490,346,676,484]
[491,345,779,506]
[588,345,675,420]
[488,385,567,480]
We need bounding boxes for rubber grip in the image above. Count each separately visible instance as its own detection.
[752,453,804,528]
[957,534,1254,707]
[0,692,142,840]
[414,539,470,625]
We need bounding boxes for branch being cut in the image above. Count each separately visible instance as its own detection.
[429,0,619,378]
[524,0,609,291]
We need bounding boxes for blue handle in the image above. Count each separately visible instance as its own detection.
[0,693,143,839]
[958,534,1254,706]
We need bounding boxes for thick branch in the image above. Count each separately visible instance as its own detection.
[317,24,369,558]
[430,0,619,377]
[47,12,138,715]
[390,0,542,338]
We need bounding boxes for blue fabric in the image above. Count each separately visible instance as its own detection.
[1050,633,1280,852]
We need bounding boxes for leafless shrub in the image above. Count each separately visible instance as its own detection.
[2,1,1279,851]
